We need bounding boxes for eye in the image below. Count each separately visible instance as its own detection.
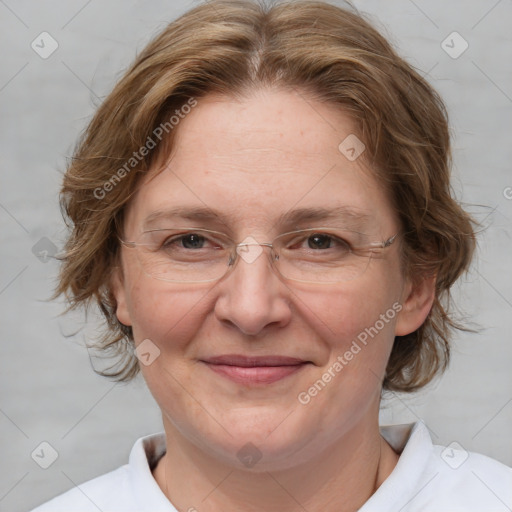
[307,233,335,250]
[159,231,225,252]
[303,233,351,251]
[171,233,207,249]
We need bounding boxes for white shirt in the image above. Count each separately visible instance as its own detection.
[31,421,512,511]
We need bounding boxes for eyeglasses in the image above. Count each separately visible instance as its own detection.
[119,227,398,284]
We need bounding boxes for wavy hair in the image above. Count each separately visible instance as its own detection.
[54,0,476,391]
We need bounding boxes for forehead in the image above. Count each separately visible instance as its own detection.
[125,88,397,235]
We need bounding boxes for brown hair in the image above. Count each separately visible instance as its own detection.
[54,0,476,391]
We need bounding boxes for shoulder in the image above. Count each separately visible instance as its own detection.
[418,443,512,509]
[30,433,174,512]
[30,464,133,512]
[367,422,512,512]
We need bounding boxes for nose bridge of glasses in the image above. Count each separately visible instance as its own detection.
[236,240,273,250]
[229,238,277,268]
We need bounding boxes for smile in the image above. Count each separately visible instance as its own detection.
[201,355,310,385]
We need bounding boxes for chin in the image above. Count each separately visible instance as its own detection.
[194,407,322,472]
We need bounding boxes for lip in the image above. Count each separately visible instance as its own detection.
[201,354,310,385]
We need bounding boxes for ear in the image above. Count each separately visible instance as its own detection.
[395,273,436,336]
[109,266,132,327]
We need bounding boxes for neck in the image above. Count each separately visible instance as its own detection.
[153,410,399,512]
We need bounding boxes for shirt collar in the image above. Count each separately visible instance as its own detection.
[127,421,433,512]
[360,421,435,511]
[128,432,174,511]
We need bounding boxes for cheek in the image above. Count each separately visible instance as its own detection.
[124,270,214,353]
[125,278,214,403]
[294,270,402,398]
[293,275,400,350]
[293,284,399,415]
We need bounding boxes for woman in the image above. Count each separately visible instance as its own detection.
[33,0,511,510]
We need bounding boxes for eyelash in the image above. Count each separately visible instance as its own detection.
[160,232,352,251]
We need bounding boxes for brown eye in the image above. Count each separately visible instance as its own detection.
[307,234,332,250]
[307,234,350,251]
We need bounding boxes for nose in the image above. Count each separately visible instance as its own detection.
[213,242,292,336]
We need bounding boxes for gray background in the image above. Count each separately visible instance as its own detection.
[1,0,511,510]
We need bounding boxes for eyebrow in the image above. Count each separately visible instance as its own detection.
[142,205,372,231]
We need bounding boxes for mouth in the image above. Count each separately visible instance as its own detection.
[201,355,311,385]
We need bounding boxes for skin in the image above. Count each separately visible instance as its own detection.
[111,87,435,512]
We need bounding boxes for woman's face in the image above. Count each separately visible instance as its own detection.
[113,88,423,470]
